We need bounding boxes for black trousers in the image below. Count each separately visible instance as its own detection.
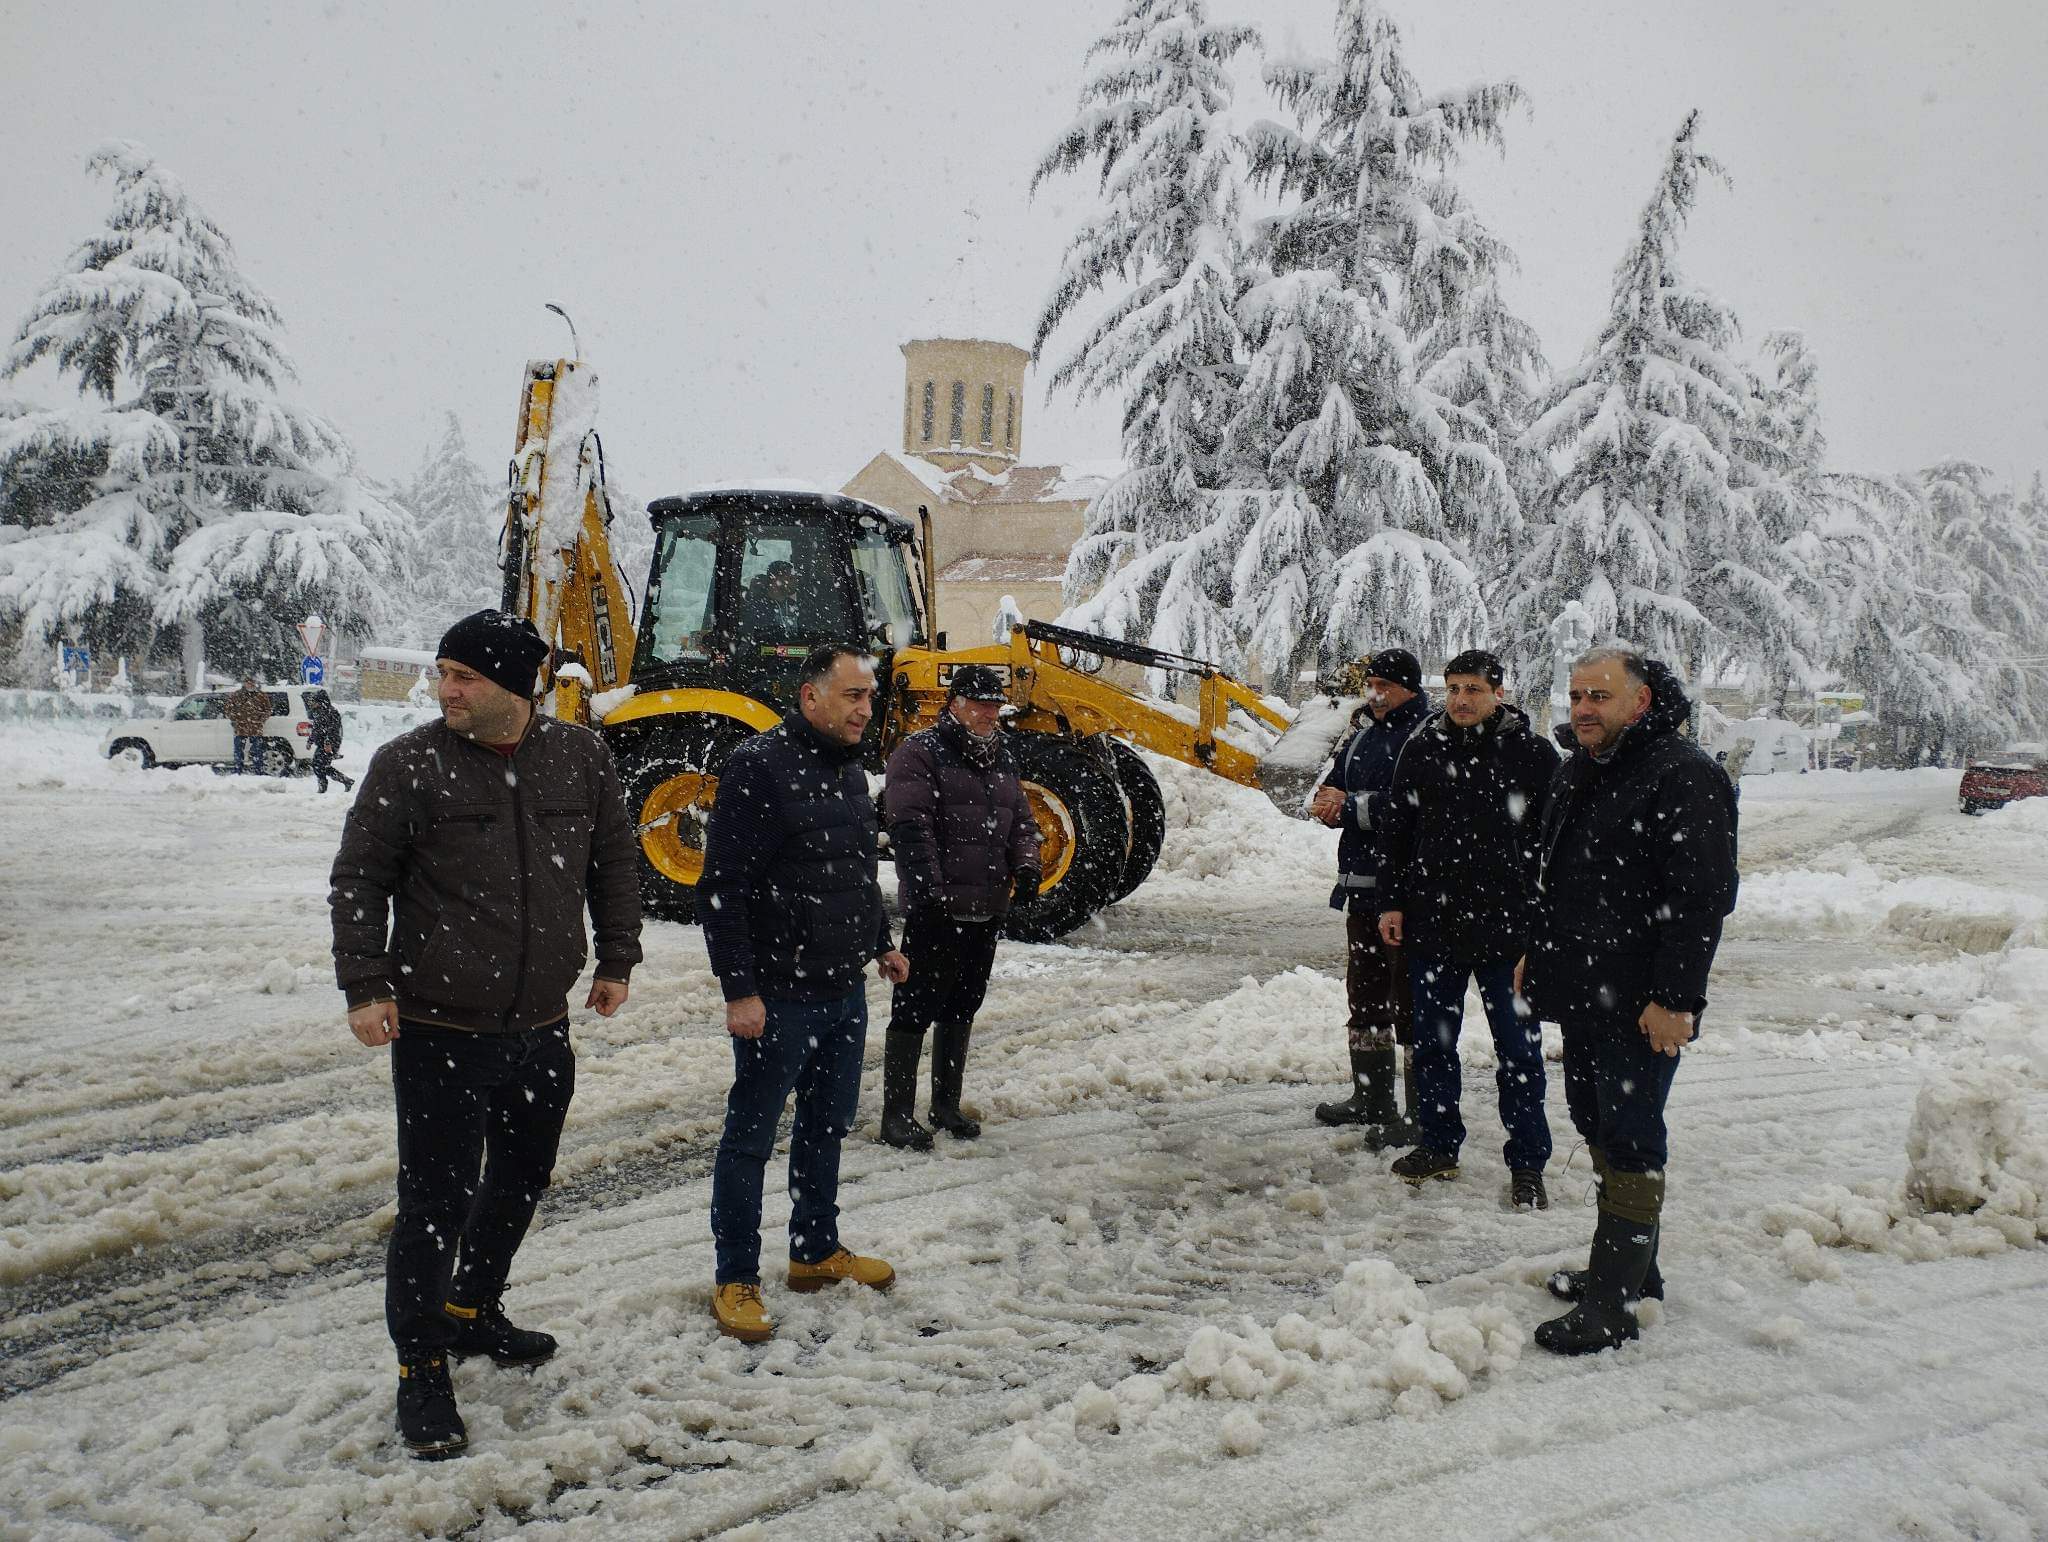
[1560,1015,1683,1174]
[312,743,353,791]
[386,1022,575,1358]
[888,912,1002,1036]
[1345,908,1412,1052]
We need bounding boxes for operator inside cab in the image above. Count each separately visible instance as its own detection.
[740,560,802,641]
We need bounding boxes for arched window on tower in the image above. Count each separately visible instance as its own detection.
[921,380,935,443]
[1005,391,1016,451]
[949,381,965,445]
[980,384,995,446]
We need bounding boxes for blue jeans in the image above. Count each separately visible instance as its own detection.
[710,990,867,1284]
[1409,955,1552,1172]
[233,734,262,772]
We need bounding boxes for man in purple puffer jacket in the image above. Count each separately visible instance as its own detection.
[879,665,1040,1149]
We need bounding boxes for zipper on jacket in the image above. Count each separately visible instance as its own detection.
[504,735,531,1030]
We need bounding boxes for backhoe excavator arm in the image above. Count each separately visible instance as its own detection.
[500,357,636,724]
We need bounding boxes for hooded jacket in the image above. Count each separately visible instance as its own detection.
[1524,659,1739,1024]
[1375,702,1561,964]
[1320,692,1431,912]
[885,713,1040,920]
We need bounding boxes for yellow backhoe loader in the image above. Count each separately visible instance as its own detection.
[500,352,1291,941]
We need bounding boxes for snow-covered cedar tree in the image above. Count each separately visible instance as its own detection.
[1227,0,1539,685]
[1505,111,1802,698]
[0,140,406,682]
[387,412,504,647]
[1921,458,2045,735]
[1031,0,1260,682]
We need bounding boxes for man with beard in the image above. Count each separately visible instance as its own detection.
[1520,646,1738,1354]
[1377,649,1561,1208]
[1308,648,1431,1146]
[878,664,1040,1149]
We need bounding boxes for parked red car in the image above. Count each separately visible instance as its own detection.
[1960,743,2048,814]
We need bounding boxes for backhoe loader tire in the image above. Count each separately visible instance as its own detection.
[1003,734,1130,943]
[614,716,754,925]
[1106,740,1166,905]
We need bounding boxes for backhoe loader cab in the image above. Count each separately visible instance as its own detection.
[632,490,929,714]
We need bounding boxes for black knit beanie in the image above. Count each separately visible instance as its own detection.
[437,610,549,698]
[1364,647,1423,694]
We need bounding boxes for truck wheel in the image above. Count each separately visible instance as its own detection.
[615,717,753,923]
[260,737,298,775]
[1004,734,1130,943]
[108,738,155,769]
[1106,740,1165,904]
[1959,799,1984,816]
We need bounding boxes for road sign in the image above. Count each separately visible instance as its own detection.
[301,655,325,686]
[297,615,327,657]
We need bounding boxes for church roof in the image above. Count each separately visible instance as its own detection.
[871,450,1117,507]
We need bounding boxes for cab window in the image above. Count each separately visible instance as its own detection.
[642,514,721,662]
[735,524,848,644]
[173,696,225,721]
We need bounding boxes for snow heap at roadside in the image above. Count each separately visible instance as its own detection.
[827,1257,1520,1537]
[1766,1069,2048,1277]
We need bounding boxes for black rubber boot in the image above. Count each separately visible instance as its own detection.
[879,1027,933,1149]
[1316,1044,1390,1127]
[929,1022,981,1139]
[1545,1149,1664,1302]
[396,1354,467,1459]
[1535,1209,1657,1354]
[443,1298,557,1366]
[1362,1048,1422,1151]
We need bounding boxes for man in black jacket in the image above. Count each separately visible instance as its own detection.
[1308,648,1430,1144]
[700,644,911,1344]
[1378,650,1561,1206]
[879,664,1040,1149]
[1521,646,1738,1355]
[330,609,642,1459]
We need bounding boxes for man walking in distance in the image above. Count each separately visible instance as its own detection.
[1378,649,1561,1207]
[1307,649,1430,1146]
[307,690,354,793]
[330,609,642,1459]
[700,644,910,1343]
[1520,646,1737,1354]
[878,664,1040,1149]
[224,676,271,773]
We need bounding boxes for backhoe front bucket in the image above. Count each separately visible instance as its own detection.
[1255,693,1368,818]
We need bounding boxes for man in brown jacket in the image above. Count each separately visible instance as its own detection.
[223,677,272,773]
[329,609,642,1459]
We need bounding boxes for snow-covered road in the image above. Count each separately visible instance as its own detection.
[2,710,2045,1540]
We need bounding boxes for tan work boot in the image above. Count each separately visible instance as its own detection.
[712,1283,774,1343]
[786,1247,896,1293]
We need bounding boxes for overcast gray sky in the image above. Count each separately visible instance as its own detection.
[3,0,2043,505]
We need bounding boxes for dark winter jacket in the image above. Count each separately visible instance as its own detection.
[224,685,273,737]
[307,695,344,754]
[699,713,894,1003]
[329,715,643,1032]
[1321,693,1431,912]
[885,714,1040,920]
[1524,661,1740,1027]
[1375,703,1562,964]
